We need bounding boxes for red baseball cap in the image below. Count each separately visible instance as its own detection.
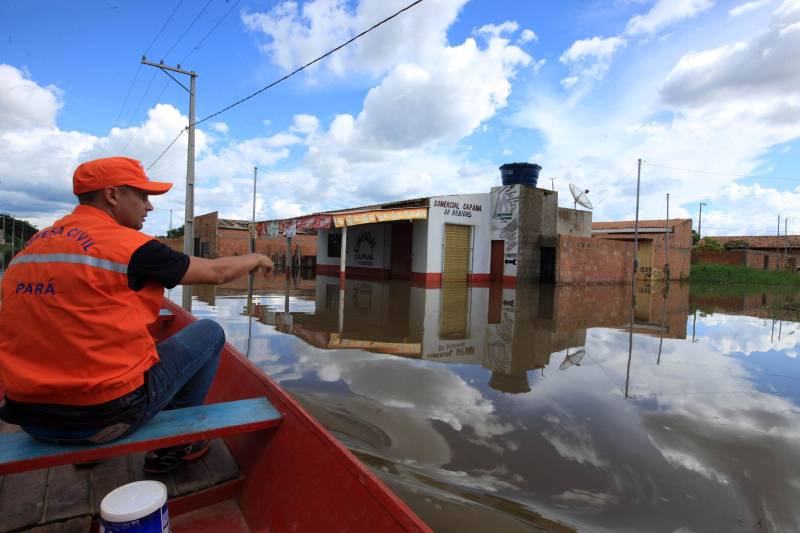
[73,157,173,195]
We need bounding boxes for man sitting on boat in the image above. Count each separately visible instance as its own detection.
[0,156,273,473]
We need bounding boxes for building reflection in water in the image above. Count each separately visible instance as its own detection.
[240,276,690,394]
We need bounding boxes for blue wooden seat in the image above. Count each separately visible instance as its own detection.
[0,397,281,475]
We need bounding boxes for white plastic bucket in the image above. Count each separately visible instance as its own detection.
[99,480,171,533]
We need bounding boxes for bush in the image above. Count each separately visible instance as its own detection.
[723,239,750,250]
[695,237,723,251]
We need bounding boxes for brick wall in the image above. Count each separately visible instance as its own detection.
[556,235,634,284]
[194,212,219,257]
[693,249,796,271]
[593,220,692,280]
[158,238,183,252]
[650,219,692,279]
[217,230,317,260]
[692,250,745,266]
[544,283,689,339]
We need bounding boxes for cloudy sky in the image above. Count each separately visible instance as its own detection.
[2,0,799,236]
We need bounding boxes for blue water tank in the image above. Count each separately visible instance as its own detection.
[499,163,541,187]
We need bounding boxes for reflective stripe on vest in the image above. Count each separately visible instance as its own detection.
[9,253,128,274]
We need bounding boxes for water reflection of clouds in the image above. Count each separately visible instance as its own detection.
[696,314,800,358]
[541,412,608,468]
[179,287,800,531]
[291,351,514,441]
[584,317,800,530]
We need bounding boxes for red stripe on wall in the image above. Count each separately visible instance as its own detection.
[316,264,391,280]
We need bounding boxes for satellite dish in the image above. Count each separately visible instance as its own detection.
[559,348,586,371]
[569,183,593,210]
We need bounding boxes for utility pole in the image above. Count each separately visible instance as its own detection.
[251,167,258,225]
[697,202,706,240]
[247,167,258,309]
[777,215,781,258]
[142,56,197,310]
[550,177,557,191]
[665,193,670,281]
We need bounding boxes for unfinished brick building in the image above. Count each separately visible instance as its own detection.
[591,219,693,280]
[161,211,317,272]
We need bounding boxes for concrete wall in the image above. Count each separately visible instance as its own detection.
[516,187,558,282]
[556,235,635,284]
[411,219,428,274]
[490,185,521,279]
[425,193,492,280]
[420,285,488,364]
[317,223,391,278]
[557,207,592,237]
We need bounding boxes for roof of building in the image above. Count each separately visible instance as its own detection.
[261,197,431,224]
[592,218,692,231]
[218,218,251,230]
[710,235,800,248]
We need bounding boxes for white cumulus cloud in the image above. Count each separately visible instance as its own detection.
[625,0,715,36]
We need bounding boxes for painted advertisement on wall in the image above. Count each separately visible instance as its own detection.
[432,198,484,220]
[491,185,520,276]
[353,230,377,267]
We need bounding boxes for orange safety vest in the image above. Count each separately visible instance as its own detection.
[0,205,164,405]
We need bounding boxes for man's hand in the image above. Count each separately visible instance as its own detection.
[182,253,274,285]
[256,255,274,274]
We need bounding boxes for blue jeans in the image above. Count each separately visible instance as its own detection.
[21,319,225,444]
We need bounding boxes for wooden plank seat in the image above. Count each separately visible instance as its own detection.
[0,397,282,476]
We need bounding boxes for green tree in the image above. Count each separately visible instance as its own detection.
[165,225,184,239]
[692,230,700,245]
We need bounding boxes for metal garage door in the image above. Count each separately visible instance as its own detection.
[443,224,471,282]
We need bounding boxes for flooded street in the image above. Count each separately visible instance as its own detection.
[170,277,800,533]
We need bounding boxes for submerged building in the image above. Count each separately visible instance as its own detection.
[186,163,692,284]
[311,163,637,285]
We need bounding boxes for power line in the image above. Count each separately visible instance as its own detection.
[213,151,352,211]
[112,0,184,128]
[146,129,187,172]
[144,0,184,56]
[127,0,228,139]
[113,67,142,127]
[146,0,425,169]
[162,0,215,60]
[125,69,157,128]
[179,0,241,64]
[194,0,425,127]
[646,161,800,182]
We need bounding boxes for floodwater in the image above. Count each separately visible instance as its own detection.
[171,278,800,533]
